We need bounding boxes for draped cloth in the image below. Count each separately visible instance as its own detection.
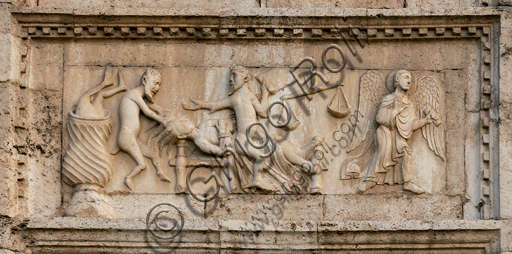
[232,136,310,194]
[363,92,416,185]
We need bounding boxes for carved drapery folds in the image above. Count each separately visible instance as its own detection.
[62,110,113,188]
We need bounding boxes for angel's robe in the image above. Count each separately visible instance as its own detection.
[363,91,416,185]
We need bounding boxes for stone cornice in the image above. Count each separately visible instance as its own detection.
[22,218,501,252]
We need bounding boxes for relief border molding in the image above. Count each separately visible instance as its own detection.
[21,218,501,252]
[12,14,501,220]
[19,24,492,41]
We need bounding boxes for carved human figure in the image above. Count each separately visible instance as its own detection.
[112,68,172,191]
[342,70,445,194]
[146,117,238,193]
[185,66,323,193]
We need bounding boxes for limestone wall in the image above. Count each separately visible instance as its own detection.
[0,0,511,253]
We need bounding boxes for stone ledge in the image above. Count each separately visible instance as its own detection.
[20,218,501,253]
[9,6,500,17]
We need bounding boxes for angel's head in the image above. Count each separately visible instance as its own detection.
[394,70,412,92]
[230,66,249,94]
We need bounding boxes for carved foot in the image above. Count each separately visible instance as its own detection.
[175,183,186,194]
[356,181,376,194]
[230,185,240,194]
[247,182,274,193]
[309,186,322,195]
[156,171,172,182]
[124,177,134,191]
[100,66,114,88]
[403,182,425,194]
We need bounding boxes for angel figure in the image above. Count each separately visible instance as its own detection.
[341,70,445,194]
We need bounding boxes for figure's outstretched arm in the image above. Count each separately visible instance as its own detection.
[251,88,269,118]
[146,100,166,115]
[133,95,168,126]
[183,98,231,113]
[413,112,434,130]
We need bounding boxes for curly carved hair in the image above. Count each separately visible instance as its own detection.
[142,68,162,85]
[231,66,249,81]
[393,70,410,83]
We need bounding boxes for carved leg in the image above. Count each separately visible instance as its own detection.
[401,153,425,194]
[118,129,148,191]
[310,173,322,194]
[92,69,127,112]
[308,147,324,194]
[174,139,188,194]
[225,155,242,193]
[236,134,272,192]
[246,158,270,191]
[84,66,115,99]
[139,139,171,182]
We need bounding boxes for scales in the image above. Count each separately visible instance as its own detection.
[327,85,352,118]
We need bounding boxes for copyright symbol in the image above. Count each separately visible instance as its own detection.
[186,166,224,202]
[146,203,184,241]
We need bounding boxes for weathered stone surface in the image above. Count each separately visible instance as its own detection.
[0,0,511,253]
[0,4,12,33]
[38,0,259,9]
[266,0,403,9]
[0,34,13,82]
[500,9,512,221]
[324,194,462,221]
[405,0,478,9]
[29,43,63,90]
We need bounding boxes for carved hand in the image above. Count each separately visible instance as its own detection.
[430,111,442,126]
[183,99,203,111]
[224,147,237,157]
[424,111,441,126]
[160,117,172,128]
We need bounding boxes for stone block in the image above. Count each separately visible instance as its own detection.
[406,0,477,9]
[266,0,403,8]
[25,89,62,217]
[209,194,323,222]
[0,4,12,33]
[65,41,206,68]
[324,194,462,221]
[463,112,481,220]
[38,0,259,9]
[0,33,12,82]
[500,10,512,104]
[0,161,16,217]
[443,70,466,195]
[500,117,512,219]
[30,43,64,90]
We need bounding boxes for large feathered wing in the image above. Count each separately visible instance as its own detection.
[412,75,446,161]
[347,71,388,153]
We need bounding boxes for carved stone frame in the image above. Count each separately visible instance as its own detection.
[10,9,502,252]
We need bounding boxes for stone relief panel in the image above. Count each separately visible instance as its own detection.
[21,18,490,221]
[60,44,455,204]
[6,9,505,253]
[341,70,445,195]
